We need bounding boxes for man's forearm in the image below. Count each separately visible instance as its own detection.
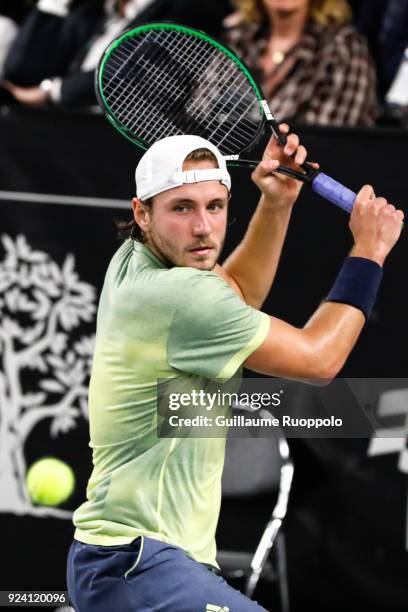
[222,195,293,309]
[244,301,365,381]
[302,301,366,378]
[245,186,404,381]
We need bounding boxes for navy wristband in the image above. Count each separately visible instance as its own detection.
[326,256,383,320]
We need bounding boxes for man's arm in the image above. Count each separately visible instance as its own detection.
[244,186,404,380]
[245,302,365,380]
[221,124,314,309]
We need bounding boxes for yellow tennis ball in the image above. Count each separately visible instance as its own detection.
[26,457,75,506]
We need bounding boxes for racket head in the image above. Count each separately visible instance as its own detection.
[95,22,267,156]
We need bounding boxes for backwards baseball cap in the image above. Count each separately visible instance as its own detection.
[135,135,231,201]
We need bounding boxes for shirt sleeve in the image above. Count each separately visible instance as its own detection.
[167,269,270,381]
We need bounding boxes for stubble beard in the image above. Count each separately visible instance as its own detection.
[147,226,224,271]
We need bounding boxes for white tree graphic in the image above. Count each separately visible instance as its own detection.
[0,234,96,518]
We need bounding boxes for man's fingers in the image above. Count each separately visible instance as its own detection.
[252,159,280,182]
[372,197,388,214]
[284,133,299,156]
[356,197,387,215]
[267,124,316,176]
[259,159,280,174]
[278,123,290,135]
[295,145,307,166]
[355,195,404,222]
[381,204,404,223]
[356,184,375,202]
[265,123,289,153]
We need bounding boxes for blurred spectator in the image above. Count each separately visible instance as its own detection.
[0,18,19,78]
[0,1,33,78]
[0,0,33,24]
[356,0,408,99]
[2,0,231,107]
[223,0,378,126]
[386,49,408,122]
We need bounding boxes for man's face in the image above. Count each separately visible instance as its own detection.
[134,160,230,271]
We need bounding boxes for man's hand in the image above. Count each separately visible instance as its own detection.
[251,123,319,210]
[222,124,318,307]
[2,81,50,107]
[350,185,404,266]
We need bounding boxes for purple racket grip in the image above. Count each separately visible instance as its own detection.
[311,172,357,214]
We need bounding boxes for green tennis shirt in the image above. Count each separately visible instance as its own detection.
[73,239,270,566]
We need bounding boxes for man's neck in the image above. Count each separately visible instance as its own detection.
[143,241,173,269]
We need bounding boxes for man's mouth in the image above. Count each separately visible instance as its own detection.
[189,246,214,256]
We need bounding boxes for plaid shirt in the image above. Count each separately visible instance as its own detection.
[223,19,378,126]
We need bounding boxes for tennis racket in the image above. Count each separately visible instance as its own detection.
[96,22,357,213]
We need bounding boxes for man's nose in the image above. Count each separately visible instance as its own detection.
[192,211,211,236]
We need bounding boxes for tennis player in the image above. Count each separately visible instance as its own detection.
[67,127,403,611]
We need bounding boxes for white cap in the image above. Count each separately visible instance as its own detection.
[135,135,231,201]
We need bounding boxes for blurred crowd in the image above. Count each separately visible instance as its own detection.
[0,0,407,127]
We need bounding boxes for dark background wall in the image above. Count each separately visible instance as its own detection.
[0,107,407,611]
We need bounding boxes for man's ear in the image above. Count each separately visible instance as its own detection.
[132,197,151,233]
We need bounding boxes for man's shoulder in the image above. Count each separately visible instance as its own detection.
[167,266,234,298]
[108,242,232,304]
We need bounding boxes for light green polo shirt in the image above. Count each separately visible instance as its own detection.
[73,239,270,566]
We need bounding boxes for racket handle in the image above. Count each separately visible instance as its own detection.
[311,172,357,214]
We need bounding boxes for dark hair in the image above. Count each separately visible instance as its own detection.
[116,148,219,242]
[116,198,152,243]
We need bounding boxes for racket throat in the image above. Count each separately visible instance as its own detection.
[261,100,287,147]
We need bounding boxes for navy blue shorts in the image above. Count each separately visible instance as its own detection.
[67,536,266,611]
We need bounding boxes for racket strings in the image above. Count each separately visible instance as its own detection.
[202,75,260,147]
[104,31,204,115]
[182,58,260,143]
[110,32,229,134]
[103,32,258,147]
[105,37,175,120]
[164,31,263,146]
[100,27,263,154]
[105,32,207,137]
[159,33,258,132]
[129,32,214,133]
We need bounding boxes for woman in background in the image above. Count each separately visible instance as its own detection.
[223,0,378,125]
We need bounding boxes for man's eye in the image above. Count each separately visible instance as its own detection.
[208,203,223,211]
[174,205,189,212]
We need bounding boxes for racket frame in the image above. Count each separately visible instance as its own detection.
[96,22,287,151]
[95,22,323,188]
